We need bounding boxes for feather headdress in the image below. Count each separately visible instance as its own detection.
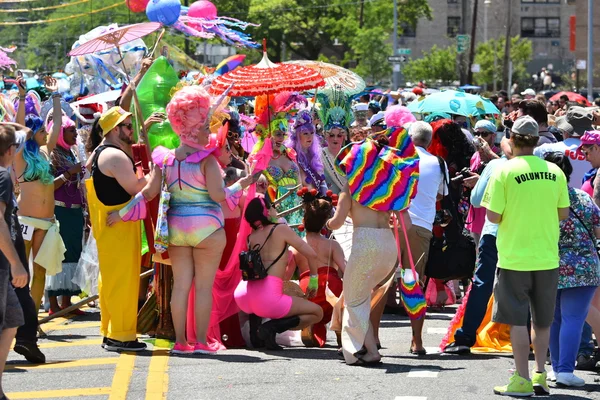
[317,90,353,132]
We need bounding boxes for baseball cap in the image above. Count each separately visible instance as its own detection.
[99,106,132,136]
[511,115,539,137]
[521,88,536,97]
[578,130,600,147]
[562,106,594,137]
[474,119,497,134]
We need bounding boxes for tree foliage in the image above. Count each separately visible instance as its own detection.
[473,36,533,87]
[402,45,459,85]
[0,0,431,84]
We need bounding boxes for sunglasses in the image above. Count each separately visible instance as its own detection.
[227,132,239,140]
[119,123,133,130]
[580,145,595,156]
[474,130,492,137]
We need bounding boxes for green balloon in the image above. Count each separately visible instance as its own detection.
[136,56,180,150]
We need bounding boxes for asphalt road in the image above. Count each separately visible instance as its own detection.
[4,306,600,400]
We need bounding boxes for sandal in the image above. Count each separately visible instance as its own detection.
[409,347,427,356]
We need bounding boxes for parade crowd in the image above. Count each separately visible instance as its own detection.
[0,58,599,399]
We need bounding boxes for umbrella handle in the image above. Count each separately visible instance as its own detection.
[149,29,166,59]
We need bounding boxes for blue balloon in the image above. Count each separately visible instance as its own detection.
[146,0,181,26]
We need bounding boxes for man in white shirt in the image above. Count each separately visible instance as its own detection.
[400,121,448,355]
[534,107,594,188]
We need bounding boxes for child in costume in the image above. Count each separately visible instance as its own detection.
[293,188,345,347]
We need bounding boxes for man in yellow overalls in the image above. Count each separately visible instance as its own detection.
[86,107,148,352]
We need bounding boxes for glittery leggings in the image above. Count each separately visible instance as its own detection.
[342,227,397,364]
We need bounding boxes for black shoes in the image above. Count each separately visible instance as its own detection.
[257,316,300,351]
[104,339,147,352]
[443,341,471,355]
[13,341,46,364]
[249,314,265,349]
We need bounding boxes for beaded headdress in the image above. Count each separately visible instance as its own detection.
[317,90,353,132]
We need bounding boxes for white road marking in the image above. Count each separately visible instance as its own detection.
[394,397,427,400]
[407,368,439,378]
[426,327,447,334]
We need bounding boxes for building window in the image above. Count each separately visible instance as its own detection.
[521,17,560,37]
[447,17,461,37]
[448,0,459,3]
[400,22,416,37]
[521,0,560,3]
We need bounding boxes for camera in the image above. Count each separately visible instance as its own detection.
[451,167,472,184]
[434,209,453,227]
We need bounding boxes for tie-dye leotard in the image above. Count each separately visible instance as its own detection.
[152,147,224,247]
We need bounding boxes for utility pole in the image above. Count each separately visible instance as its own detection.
[359,0,365,29]
[467,0,479,84]
[459,0,469,85]
[392,0,399,89]
[184,0,190,57]
[587,0,594,101]
[502,0,512,91]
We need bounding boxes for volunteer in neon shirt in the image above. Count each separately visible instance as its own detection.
[481,115,570,397]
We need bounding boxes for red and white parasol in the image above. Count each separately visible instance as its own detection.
[210,39,325,97]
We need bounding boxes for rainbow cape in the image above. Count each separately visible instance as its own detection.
[335,127,419,211]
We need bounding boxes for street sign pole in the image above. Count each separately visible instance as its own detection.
[392,0,399,90]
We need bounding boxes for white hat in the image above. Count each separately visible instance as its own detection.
[368,111,386,127]
[352,103,369,112]
[521,88,536,97]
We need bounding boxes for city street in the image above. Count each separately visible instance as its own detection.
[5,306,599,400]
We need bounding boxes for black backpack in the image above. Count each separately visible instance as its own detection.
[239,224,287,281]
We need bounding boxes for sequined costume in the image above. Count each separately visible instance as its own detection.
[264,161,303,232]
[152,146,224,247]
[342,227,397,363]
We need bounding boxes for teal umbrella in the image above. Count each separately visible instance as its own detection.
[407,90,499,117]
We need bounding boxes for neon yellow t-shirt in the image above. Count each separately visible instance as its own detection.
[481,155,570,271]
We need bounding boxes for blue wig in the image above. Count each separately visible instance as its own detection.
[22,115,53,185]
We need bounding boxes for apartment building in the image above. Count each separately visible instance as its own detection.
[398,0,577,75]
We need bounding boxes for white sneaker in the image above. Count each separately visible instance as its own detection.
[556,372,585,387]
[546,370,556,382]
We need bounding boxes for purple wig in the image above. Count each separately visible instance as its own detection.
[285,109,324,175]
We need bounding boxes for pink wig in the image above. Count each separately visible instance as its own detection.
[166,86,212,147]
[385,105,416,128]
[47,115,76,150]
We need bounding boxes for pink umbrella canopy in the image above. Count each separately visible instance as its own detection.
[68,22,162,57]
[0,46,17,71]
[549,91,591,107]
[210,40,325,97]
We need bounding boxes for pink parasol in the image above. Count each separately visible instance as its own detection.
[210,39,325,97]
[0,46,17,71]
[68,22,162,57]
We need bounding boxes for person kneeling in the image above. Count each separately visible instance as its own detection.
[234,197,323,350]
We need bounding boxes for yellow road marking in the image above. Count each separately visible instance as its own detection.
[11,338,102,350]
[7,387,111,399]
[6,357,118,370]
[38,339,103,348]
[145,345,171,400]
[44,321,101,331]
[109,352,137,400]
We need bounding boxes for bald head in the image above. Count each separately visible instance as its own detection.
[409,121,433,148]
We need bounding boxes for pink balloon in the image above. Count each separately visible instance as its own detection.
[188,0,218,20]
[126,0,150,13]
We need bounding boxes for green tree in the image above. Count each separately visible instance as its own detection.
[402,45,458,84]
[350,27,392,85]
[473,36,532,88]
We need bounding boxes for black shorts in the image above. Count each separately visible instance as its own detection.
[0,268,24,334]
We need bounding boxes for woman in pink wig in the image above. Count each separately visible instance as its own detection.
[109,86,253,354]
